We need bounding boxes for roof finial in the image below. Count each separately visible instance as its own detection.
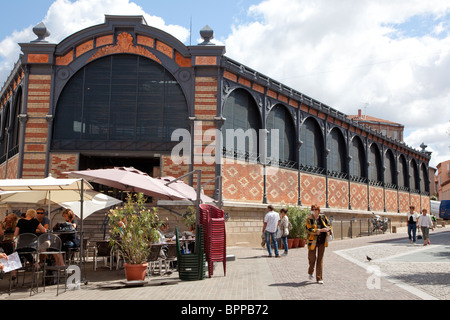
[199,25,214,45]
[31,22,51,43]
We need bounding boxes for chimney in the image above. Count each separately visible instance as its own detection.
[358,109,362,118]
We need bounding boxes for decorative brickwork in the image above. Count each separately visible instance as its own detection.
[398,191,410,213]
[222,159,263,203]
[49,153,79,178]
[266,168,298,204]
[410,193,421,212]
[369,186,384,212]
[421,196,430,212]
[350,182,368,210]
[87,32,162,64]
[0,155,19,179]
[385,189,398,213]
[161,155,190,181]
[195,77,217,120]
[22,75,51,178]
[27,54,49,64]
[300,173,326,207]
[328,178,349,209]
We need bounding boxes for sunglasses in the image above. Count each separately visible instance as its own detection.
[312,208,319,211]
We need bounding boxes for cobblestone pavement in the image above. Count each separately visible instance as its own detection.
[1,228,448,301]
[268,228,449,300]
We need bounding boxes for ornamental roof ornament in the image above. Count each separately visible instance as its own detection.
[31,22,51,43]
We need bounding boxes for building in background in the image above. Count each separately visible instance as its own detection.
[437,160,450,200]
[347,109,404,141]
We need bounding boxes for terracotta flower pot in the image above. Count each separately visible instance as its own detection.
[287,238,294,249]
[124,263,148,281]
[293,238,300,248]
[298,238,306,248]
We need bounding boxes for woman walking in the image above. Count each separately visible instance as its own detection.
[306,205,332,284]
[417,209,434,245]
[279,208,290,256]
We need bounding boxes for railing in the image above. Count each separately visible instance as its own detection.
[330,218,391,240]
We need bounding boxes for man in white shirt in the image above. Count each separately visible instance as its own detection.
[407,206,419,244]
[263,205,280,257]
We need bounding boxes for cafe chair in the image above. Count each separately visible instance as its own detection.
[38,233,68,296]
[93,240,115,270]
[67,238,91,265]
[13,233,39,296]
[146,244,164,276]
[164,243,177,273]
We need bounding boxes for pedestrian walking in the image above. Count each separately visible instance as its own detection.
[263,205,280,258]
[417,209,434,245]
[306,205,332,284]
[279,208,290,255]
[407,206,419,244]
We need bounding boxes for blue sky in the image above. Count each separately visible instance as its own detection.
[0,0,449,168]
[0,0,260,44]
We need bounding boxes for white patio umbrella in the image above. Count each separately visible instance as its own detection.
[0,175,94,226]
[60,191,122,220]
[0,175,93,279]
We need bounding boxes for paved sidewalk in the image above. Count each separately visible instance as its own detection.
[1,228,448,301]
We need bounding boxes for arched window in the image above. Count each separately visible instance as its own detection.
[12,87,22,149]
[53,54,189,150]
[420,163,429,193]
[410,159,420,192]
[368,143,382,183]
[0,103,10,158]
[299,117,324,170]
[384,149,397,186]
[398,155,408,189]
[266,104,296,164]
[327,127,347,176]
[349,136,366,179]
[222,88,261,158]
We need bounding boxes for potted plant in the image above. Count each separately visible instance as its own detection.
[108,193,160,281]
[183,206,197,232]
[286,206,309,248]
[297,207,309,247]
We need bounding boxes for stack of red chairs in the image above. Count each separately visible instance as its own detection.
[199,204,226,278]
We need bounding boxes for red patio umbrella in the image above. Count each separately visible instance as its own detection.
[66,167,187,201]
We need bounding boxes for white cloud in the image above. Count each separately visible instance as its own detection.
[225,0,450,168]
[0,0,189,86]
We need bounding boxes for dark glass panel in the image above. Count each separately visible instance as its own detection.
[53,54,189,150]
[299,118,324,168]
[349,136,365,178]
[369,144,382,182]
[267,105,295,162]
[223,89,261,155]
[327,128,346,173]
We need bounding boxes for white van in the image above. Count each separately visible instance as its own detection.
[430,200,440,217]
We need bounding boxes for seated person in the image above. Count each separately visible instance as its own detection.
[0,252,7,276]
[59,209,80,253]
[13,209,46,272]
[35,208,50,234]
[14,209,47,236]
[0,213,18,238]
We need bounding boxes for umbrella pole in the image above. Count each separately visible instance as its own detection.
[196,170,201,226]
[48,190,51,229]
[79,179,87,284]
